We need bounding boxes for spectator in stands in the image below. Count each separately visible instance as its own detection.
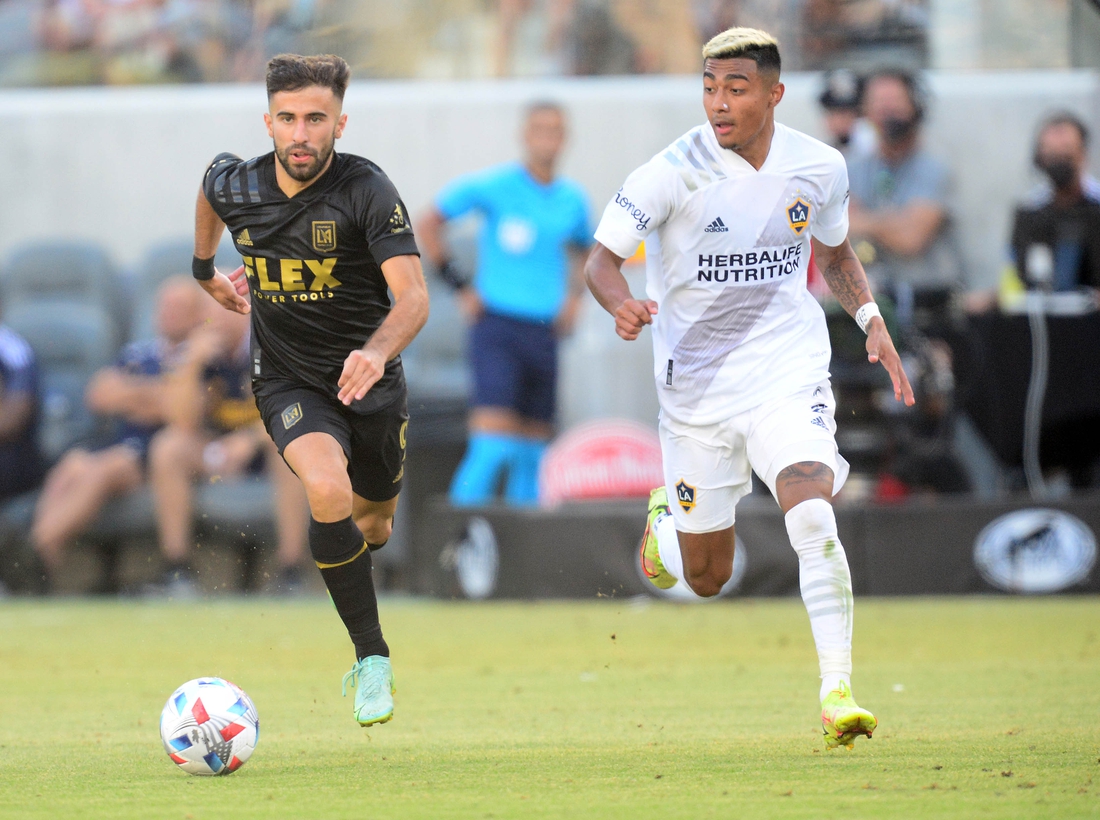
[147,301,308,595]
[846,68,963,331]
[1006,112,1100,296]
[817,68,872,157]
[0,313,42,503]
[418,101,591,506]
[28,276,201,583]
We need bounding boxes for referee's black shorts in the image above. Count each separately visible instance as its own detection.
[255,381,408,502]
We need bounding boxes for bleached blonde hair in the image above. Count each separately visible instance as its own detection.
[701,27,781,74]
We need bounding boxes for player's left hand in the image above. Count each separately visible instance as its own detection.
[199,266,250,315]
[866,318,915,406]
[338,348,386,405]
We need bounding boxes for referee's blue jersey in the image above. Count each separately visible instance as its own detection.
[435,162,591,323]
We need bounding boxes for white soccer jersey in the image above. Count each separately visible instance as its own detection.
[594,121,850,425]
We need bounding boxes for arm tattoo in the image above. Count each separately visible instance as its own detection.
[818,242,872,316]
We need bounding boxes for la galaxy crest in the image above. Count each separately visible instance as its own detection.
[675,479,696,513]
[786,197,811,236]
[312,221,337,253]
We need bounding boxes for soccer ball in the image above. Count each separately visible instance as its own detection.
[159,677,259,776]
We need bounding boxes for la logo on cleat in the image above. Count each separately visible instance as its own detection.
[675,479,696,513]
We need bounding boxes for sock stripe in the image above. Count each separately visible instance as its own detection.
[802,590,848,607]
[315,540,369,569]
[801,577,842,595]
[805,603,851,619]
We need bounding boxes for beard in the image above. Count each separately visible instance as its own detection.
[274,138,335,182]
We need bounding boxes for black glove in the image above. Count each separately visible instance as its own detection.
[437,259,470,291]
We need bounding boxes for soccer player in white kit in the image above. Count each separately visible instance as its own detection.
[585,27,915,749]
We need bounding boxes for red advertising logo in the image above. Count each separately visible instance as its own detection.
[539,418,663,507]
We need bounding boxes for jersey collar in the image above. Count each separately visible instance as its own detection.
[702,120,786,174]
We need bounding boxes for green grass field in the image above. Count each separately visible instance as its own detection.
[2,596,1099,819]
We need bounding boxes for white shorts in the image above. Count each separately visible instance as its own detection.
[659,379,850,533]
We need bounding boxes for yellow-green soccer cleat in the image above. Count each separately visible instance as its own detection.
[821,681,877,749]
[342,655,396,727]
[640,487,677,590]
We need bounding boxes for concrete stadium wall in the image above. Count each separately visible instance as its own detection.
[0,71,1097,428]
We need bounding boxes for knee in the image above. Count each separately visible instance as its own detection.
[149,428,192,473]
[355,513,392,545]
[686,565,732,598]
[299,470,352,516]
[784,497,837,545]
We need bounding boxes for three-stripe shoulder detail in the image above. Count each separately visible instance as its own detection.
[660,129,728,194]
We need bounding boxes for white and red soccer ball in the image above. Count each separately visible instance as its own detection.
[159,677,259,776]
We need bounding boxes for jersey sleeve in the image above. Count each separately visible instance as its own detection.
[593,159,677,259]
[567,184,593,248]
[811,153,850,247]
[201,152,244,218]
[434,168,494,220]
[361,171,420,266]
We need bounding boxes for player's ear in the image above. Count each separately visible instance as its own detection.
[335,113,348,140]
[263,112,274,138]
[769,81,785,109]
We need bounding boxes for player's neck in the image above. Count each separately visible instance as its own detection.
[525,160,555,185]
[275,153,336,198]
[729,118,775,171]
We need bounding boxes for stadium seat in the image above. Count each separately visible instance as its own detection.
[128,237,241,341]
[4,302,118,462]
[1,240,127,345]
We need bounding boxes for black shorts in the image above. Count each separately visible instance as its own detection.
[255,382,408,502]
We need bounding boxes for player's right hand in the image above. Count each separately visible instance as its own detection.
[614,298,658,341]
[199,266,250,315]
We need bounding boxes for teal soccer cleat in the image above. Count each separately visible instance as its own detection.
[342,655,396,727]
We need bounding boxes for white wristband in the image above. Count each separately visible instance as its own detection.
[855,302,881,334]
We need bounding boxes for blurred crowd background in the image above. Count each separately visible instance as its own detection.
[0,0,1099,596]
[0,0,1097,87]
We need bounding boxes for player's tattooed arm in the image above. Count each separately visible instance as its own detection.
[812,237,871,317]
[813,237,916,407]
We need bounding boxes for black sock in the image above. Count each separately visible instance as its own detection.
[309,516,389,660]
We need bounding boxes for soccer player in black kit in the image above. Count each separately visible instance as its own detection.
[191,54,429,727]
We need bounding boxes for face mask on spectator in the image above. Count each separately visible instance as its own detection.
[1039,157,1077,190]
[881,115,917,143]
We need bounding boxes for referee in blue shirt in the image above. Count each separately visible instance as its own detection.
[420,102,591,505]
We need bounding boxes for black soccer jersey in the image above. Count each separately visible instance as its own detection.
[203,151,420,414]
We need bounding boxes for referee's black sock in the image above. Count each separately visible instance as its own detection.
[309,516,389,660]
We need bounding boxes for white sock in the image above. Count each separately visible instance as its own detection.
[655,513,682,578]
[655,513,700,599]
[784,498,853,701]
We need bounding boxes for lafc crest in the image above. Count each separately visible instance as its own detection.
[281,402,303,430]
[786,197,811,236]
[675,479,696,513]
[312,221,337,253]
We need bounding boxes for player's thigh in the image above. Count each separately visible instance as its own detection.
[469,313,524,412]
[256,383,353,490]
[345,396,408,503]
[659,415,752,534]
[747,380,850,508]
[515,322,558,425]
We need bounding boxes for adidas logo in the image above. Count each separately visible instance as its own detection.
[236,229,253,247]
[704,217,728,233]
